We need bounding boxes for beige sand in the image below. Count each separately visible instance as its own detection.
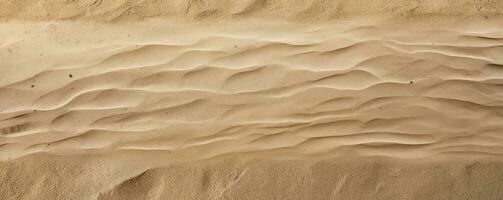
[1,1,503,199]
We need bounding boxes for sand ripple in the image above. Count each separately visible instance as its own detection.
[1,18,503,161]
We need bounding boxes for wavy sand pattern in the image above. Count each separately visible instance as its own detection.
[1,2,503,199]
[2,18,503,160]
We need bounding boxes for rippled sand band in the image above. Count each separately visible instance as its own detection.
[2,18,503,160]
[1,16,503,199]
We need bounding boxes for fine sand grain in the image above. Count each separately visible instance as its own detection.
[1,1,503,199]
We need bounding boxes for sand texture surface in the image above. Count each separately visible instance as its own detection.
[2,1,503,199]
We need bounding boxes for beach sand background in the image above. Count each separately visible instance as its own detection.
[1,0,503,199]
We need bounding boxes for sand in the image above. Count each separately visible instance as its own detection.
[1,1,503,199]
